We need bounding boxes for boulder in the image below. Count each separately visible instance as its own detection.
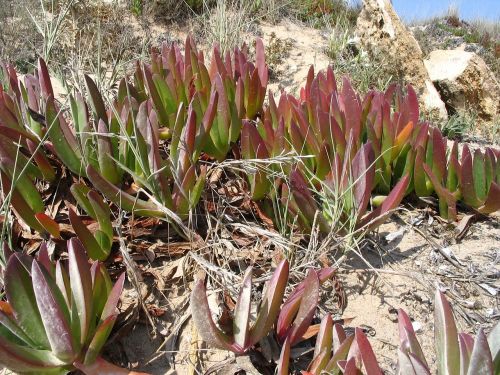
[424,50,500,121]
[355,0,448,122]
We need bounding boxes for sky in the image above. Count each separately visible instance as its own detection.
[390,0,500,22]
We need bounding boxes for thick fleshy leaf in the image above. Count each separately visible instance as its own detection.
[68,207,108,261]
[349,328,382,375]
[70,183,96,218]
[233,267,252,351]
[5,253,49,349]
[248,260,289,346]
[45,95,83,175]
[488,322,500,374]
[277,337,290,375]
[32,260,75,361]
[398,309,428,367]
[84,75,107,125]
[0,336,67,373]
[83,315,117,366]
[286,269,320,345]
[314,314,333,359]
[68,238,93,346]
[358,175,410,230]
[324,335,355,374]
[434,290,460,375]
[100,272,125,322]
[87,190,113,240]
[459,333,474,375]
[35,213,61,238]
[467,329,493,375]
[190,279,233,351]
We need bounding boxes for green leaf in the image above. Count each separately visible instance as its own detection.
[68,238,93,347]
[233,267,252,351]
[434,290,460,375]
[31,260,75,362]
[5,254,50,349]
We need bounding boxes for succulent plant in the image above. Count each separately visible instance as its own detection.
[190,259,337,355]
[0,238,126,374]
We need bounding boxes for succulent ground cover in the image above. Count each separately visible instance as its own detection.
[0,36,498,374]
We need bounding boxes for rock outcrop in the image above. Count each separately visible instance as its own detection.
[355,0,448,122]
[424,50,500,121]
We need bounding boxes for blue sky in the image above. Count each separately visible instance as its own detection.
[390,0,500,22]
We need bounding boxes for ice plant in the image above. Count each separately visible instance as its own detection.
[190,260,289,354]
[0,238,127,374]
[397,290,498,375]
[190,260,339,354]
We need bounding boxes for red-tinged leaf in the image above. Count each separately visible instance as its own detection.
[431,127,447,181]
[447,142,460,192]
[398,309,428,367]
[473,149,487,202]
[333,323,347,352]
[0,336,67,373]
[324,334,355,374]
[84,75,107,125]
[488,322,499,374]
[190,279,233,351]
[314,314,333,358]
[461,146,481,207]
[255,38,268,87]
[358,175,410,230]
[45,95,83,175]
[349,328,382,374]
[459,333,474,375]
[35,213,60,238]
[352,143,375,216]
[467,329,493,375]
[75,356,149,374]
[248,260,289,346]
[32,260,75,361]
[0,173,45,233]
[100,272,125,322]
[423,163,457,220]
[83,315,117,366]
[340,357,362,375]
[56,260,71,310]
[308,348,329,375]
[68,238,93,346]
[398,349,431,375]
[69,207,108,261]
[37,242,54,276]
[90,263,112,321]
[38,58,54,99]
[5,253,49,348]
[406,85,419,124]
[341,77,362,143]
[287,269,320,345]
[233,267,252,351]
[86,165,164,217]
[277,337,291,375]
[27,139,56,182]
[434,290,460,375]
